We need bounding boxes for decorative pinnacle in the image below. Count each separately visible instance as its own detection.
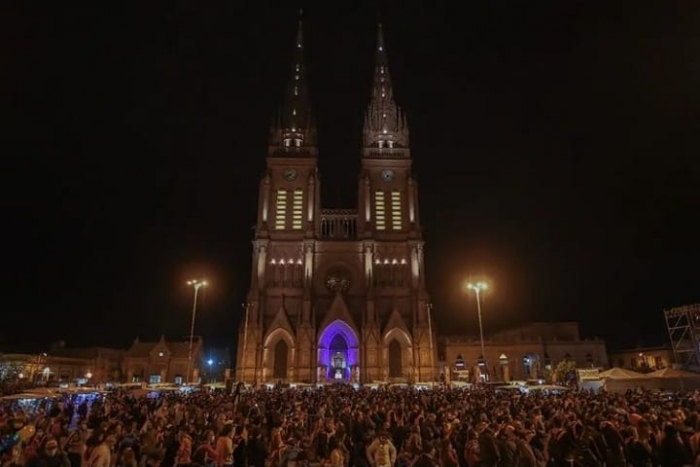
[362,23,409,152]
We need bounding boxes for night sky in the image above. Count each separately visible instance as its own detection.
[3,1,699,353]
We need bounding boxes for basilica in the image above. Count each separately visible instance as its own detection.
[235,22,437,384]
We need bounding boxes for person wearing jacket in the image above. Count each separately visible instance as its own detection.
[366,432,396,467]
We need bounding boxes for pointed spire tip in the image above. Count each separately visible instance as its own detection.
[376,23,385,52]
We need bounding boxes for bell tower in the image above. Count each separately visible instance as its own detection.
[241,18,320,385]
[357,24,420,240]
[356,24,433,383]
[257,18,320,241]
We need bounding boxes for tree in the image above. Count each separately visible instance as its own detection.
[553,359,577,384]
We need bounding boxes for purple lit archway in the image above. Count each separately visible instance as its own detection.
[318,320,359,380]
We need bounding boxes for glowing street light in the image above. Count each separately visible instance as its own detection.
[207,358,214,384]
[465,281,489,380]
[186,279,208,384]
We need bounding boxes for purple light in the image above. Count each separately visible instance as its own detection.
[318,320,359,368]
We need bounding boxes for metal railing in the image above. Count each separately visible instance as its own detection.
[319,209,358,239]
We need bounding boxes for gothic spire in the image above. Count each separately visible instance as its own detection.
[269,16,317,155]
[363,23,409,155]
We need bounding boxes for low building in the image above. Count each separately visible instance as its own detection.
[440,322,608,383]
[608,345,673,372]
[48,344,124,383]
[0,353,46,383]
[0,345,124,385]
[124,336,203,384]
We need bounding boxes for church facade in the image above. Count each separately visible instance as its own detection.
[236,22,436,385]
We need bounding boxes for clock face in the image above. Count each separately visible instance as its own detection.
[283,168,297,181]
[380,169,395,182]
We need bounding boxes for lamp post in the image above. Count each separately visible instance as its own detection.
[466,281,488,381]
[427,303,435,383]
[186,279,207,384]
[242,302,251,384]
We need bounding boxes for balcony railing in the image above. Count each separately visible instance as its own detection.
[320,209,358,239]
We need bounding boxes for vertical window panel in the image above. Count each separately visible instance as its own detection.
[391,190,402,230]
[275,189,288,230]
[375,191,386,230]
[292,189,303,230]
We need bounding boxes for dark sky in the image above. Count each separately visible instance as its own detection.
[2,1,699,353]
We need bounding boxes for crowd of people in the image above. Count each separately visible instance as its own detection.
[1,384,700,467]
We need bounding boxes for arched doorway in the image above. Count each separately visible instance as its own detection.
[329,334,348,380]
[318,320,360,382]
[388,340,402,377]
[273,340,288,379]
[383,328,414,382]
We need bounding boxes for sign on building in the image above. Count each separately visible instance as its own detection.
[576,368,600,381]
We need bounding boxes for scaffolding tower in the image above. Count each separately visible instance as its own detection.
[664,303,700,369]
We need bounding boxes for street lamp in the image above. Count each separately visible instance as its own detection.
[465,281,488,381]
[186,279,208,384]
[242,302,251,384]
[207,359,214,383]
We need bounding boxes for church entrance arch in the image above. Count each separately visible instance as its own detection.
[383,327,414,382]
[388,340,402,377]
[263,328,294,383]
[318,320,359,382]
[273,340,288,379]
[329,334,348,380]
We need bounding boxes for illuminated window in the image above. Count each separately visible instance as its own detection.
[391,190,402,230]
[275,189,288,230]
[292,189,303,230]
[375,191,386,230]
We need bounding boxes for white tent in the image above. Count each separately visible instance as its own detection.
[647,368,700,391]
[647,368,700,379]
[599,367,646,379]
[600,368,650,393]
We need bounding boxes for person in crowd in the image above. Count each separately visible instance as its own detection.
[192,430,217,467]
[65,424,87,467]
[414,443,439,467]
[328,437,344,467]
[26,438,70,467]
[243,428,265,467]
[366,432,396,467]
[175,428,192,467]
[86,436,116,467]
[214,426,233,467]
[116,448,137,467]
